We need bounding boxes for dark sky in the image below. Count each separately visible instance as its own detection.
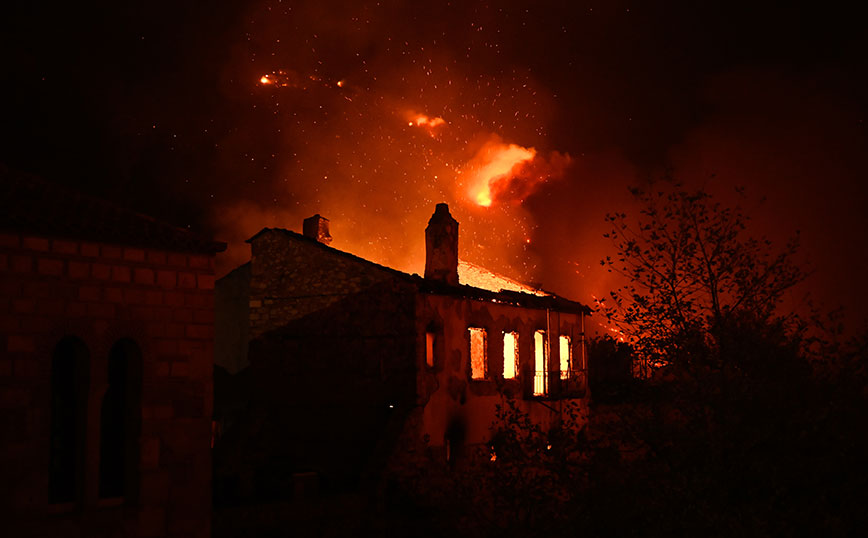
[2,1,866,332]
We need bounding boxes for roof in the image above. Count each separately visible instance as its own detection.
[0,166,226,254]
[248,227,591,315]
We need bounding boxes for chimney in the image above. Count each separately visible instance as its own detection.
[303,214,332,245]
[425,203,459,285]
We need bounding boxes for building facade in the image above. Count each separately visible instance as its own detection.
[0,170,224,537]
[215,204,590,498]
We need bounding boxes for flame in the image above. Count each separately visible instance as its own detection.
[467,141,537,207]
[410,114,445,128]
[406,112,446,138]
[257,69,344,90]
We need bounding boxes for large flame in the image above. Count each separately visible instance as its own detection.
[467,141,537,207]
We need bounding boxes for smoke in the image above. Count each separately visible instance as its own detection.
[210,1,571,285]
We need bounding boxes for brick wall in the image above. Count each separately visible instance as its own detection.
[0,231,215,537]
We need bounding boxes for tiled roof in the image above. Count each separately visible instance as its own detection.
[0,166,226,254]
[247,227,591,315]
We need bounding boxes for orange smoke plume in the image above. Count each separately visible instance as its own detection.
[407,112,447,138]
[465,138,571,207]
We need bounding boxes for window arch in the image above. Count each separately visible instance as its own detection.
[98,338,142,500]
[49,336,89,504]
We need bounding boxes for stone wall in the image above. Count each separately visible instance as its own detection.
[0,231,215,537]
[214,230,419,502]
[248,230,408,338]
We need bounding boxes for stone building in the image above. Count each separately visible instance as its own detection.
[0,169,224,537]
[215,203,591,500]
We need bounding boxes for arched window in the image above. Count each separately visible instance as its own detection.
[98,339,142,500]
[49,336,89,504]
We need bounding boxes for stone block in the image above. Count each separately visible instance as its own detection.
[91,263,111,279]
[65,302,87,317]
[7,335,35,353]
[177,272,196,289]
[67,261,90,279]
[193,309,214,324]
[123,248,146,262]
[51,240,78,255]
[22,236,49,251]
[167,253,187,267]
[37,258,63,276]
[78,286,101,302]
[87,302,115,319]
[36,298,64,316]
[105,287,123,303]
[21,316,51,333]
[185,324,213,340]
[157,270,176,288]
[173,309,192,323]
[171,362,190,377]
[135,267,155,285]
[112,265,131,283]
[155,361,171,376]
[101,245,122,258]
[147,250,167,265]
[80,242,100,257]
[11,255,32,272]
[13,298,35,313]
[188,255,210,269]
[196,274,215,290]
[164,291,184,306]
[123,288,147,304]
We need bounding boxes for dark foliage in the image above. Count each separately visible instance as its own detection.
[385,185,867,537]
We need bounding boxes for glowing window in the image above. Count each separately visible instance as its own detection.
[534,330,548,395]
[503,332,518,379]
[560,335,571,379]
[426,332,436,368]
[468,327,487,380]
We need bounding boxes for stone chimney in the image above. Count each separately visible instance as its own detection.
[303,214,332,245]
[425,203,459,285]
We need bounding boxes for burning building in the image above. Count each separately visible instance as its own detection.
[214,203,590,501]
[0,169,224,537]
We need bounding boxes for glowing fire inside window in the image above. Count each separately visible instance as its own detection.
[469,328,487,380]
[503,332,518,379]
[426,332,435,368]
[534,330,548,395]
[559,335,571,380]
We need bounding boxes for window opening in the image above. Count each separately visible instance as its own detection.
[98,339,142,500]
[49,337,89,504]
[534,330,548,395]
[425,332,436,368]
[503,332,518,379]
[468,327,487,380]
[560,335,572,379]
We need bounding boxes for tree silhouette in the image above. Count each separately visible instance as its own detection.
[602,184,807,373]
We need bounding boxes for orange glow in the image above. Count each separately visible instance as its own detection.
[469,327,487,380]
[466,141,537,207]
[534,330,548,395]
[336,79,345,88]
[260,75,271,85]
[503,332,518,379]
[412,114,445,128]
[458,261,547,296]
[406,112,446,137]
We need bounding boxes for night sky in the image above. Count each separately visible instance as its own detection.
[3,1,866,332]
